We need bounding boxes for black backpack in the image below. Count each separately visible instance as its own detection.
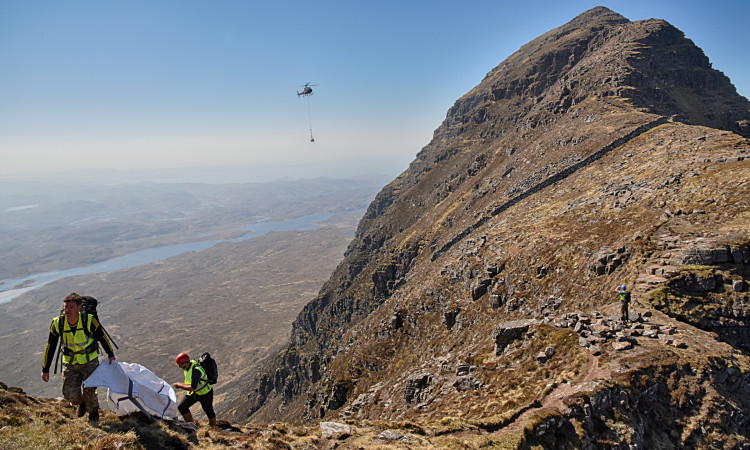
[79,296,118,347]
[197,352,218,384]
[80,295,99,334]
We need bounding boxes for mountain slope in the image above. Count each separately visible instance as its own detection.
[233,7,750,447]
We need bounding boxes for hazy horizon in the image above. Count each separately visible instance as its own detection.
[0,161,399,185]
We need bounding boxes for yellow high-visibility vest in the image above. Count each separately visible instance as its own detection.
[184,360,212,396]
[54,313,99,364]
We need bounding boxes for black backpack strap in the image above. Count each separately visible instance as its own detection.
[53,314,63,374]
[81,310,90,336]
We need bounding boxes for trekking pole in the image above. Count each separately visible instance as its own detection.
[103,328,119,350]
[53,339,62,374]
[53,311,65,375]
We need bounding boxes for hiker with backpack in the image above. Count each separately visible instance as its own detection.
[618,284,631,323]
[173,352,217,427]
[41,293,116,425]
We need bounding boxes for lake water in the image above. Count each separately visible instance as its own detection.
[0,211,341,304]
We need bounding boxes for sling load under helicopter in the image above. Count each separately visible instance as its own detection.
[298,83,318,142]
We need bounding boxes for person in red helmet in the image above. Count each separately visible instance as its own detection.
[173,352,216,426]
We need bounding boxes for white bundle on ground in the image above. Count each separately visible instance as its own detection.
[84,361,178,420]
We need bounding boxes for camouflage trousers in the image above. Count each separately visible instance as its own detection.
[62,359,99,412]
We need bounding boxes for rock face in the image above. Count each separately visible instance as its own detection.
[492,319,538,355]
[232,7,750,447]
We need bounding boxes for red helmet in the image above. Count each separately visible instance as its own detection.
[175,352,190,365]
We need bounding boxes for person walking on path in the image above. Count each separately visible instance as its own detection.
[41,293,116,425]
[173,352,217,427]
[618,285,631,323]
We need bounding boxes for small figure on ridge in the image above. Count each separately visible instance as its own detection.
[618,284,631,324]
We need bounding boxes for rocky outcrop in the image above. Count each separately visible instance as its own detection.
[641,240,750,352]
[621,21,750,138]
[523,362,750,448]
[492,319,539,356]
[672,242,750,266]
[589,246,630,276]
[404,371,433,405]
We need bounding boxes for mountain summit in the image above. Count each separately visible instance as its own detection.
[233,7,750,447]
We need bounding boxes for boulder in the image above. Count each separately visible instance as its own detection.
[391,310,404,330]
[492,319,538,355]
[321,421,351,440]
[377,430,415,442]
[489,294,504,310]
[453,375,481,392]
[444,309,460,330]
[613,341,633,351]
[456,363,472,376]
[471,278,491,300]
[658,334,674,345]
[405,371,432,404]
[643,329,659,338]
[672,340,688,349]
[729,245,750,264]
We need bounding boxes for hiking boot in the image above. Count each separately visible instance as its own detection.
[77,402,87,418]
[88,408,99,426]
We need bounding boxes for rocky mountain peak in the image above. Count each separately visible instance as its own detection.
[228,7,750,447]
[566,6,629,27]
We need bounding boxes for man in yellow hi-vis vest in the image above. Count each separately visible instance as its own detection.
[41,293,116,425]
[173,352,217,427]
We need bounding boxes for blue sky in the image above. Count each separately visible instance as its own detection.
[2,0,748,182]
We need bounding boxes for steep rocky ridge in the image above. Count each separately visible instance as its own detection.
[234,7,750,446]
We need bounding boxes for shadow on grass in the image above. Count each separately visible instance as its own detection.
[100,412,197,450]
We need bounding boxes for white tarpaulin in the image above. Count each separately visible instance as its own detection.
[83,361,178,420]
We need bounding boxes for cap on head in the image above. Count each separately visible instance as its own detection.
[176,352,190,365]
[620,285,627,290]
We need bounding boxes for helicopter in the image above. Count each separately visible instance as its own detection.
[297,82,317,97]
[297,83,318,142]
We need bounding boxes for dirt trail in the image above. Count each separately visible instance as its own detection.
[492,348,612,437]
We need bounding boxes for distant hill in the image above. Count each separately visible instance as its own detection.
[239,7,750,448]
[0,177,387,280]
